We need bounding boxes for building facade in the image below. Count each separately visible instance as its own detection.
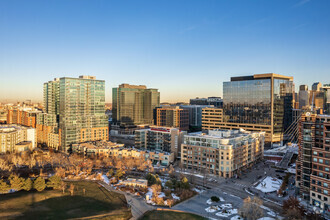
[112,84,160,126]
[42,76,108,151]
[299,85,310,109]
[7,108,41,128]
[72,141,173,166]
[180,105,213,131]
[219,73,294,144]
[135,126,186,159]
[0,125,36,153]
[296,113,330,213]
[202,107,223,130]
[181,129,265,178]
[155,106,189,131]
[190,97,223,108]
[322,84,330,114]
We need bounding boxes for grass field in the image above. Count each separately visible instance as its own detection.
[0,181,131,220]
[141,210,206,220]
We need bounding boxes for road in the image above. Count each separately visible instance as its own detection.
[173,161,289,215]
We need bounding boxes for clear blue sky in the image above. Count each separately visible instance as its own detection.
[1,0,330,103]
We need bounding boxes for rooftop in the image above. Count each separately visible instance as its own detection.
[231,73,293,82]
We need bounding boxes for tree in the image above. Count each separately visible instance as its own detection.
[169,164,175,178]
[165,180,173,189]
[211,196,220,202]
[167,198,174,207]
[146,173,156,185]
[47,175,62,190]
[107,169,114,177]
[181,176,190,189]
[8,174,25,191]
[155,196,164,205]
[0,179,10,193]
[61,181,67,194]
[69,183,75,196]
[282,196,305,219]
[151,184,161,196]
[23,178,33,191]
[34,177,46,192]
[115,169,124,180]
[239,197,264,220]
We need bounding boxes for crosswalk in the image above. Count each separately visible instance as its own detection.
[233,183,247,188]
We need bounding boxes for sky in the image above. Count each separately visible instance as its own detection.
[1,0,330,103]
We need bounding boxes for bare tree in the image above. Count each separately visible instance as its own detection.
[61,181,67,194]
[239,197,264,220]
[69,183,75,196]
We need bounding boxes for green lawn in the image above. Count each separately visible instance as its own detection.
[140,210,206,220]
[0,181,131,220]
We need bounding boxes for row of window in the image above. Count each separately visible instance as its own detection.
[311,187,328,196]
[312,157,330,165]
[312,179,328,188]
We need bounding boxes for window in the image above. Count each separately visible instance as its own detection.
[324,190,328,195]
[313,158,317,162]
[324,183,328,188]
[319,159,324,163]
[314,151,318,155]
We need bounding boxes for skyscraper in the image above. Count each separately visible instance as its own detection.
[312,82,322,91]
[220,73,294,144]
[299,85,310,109]
[41,76,108,151]
[112,84,160,126]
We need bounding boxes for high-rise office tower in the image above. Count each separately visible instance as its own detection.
[41,76,108,151]
[112,84,160,126]
[220,73,294,144]
[299,85,310,109]
[312,82,322,92]
[322,84,330,114]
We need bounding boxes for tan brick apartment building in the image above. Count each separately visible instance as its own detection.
[181,129,264,178]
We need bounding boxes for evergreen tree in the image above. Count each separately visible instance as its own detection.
[0,179,10,193]
[23,178,33,191]
[34,177,46,192]
[8,174,25,191]
[115,169,124,179]
[47,175,62,190]
[181,177,190,189]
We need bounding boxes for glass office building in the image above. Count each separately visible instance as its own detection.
[112,84,160,126]
[43,76,108,151]
[221,74,294,143]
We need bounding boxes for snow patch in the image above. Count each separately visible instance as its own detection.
[231,215,243,220]
[216,209,238,217]
[255,176,282,193]
[172,193,180,200]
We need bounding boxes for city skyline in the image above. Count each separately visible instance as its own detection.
[1,0,330,102]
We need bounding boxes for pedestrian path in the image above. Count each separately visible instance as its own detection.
[99,182,155,220]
